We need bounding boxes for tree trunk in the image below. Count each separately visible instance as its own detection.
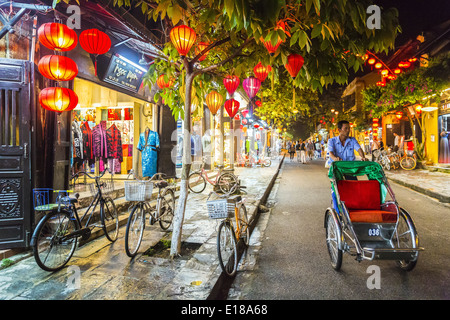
[170,68,195,257]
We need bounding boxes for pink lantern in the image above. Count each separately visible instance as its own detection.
[241,109,249,118]
[242,76,261,100]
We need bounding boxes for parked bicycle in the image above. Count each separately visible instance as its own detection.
[124,172,175,257]
[207,183,249,277]
[188,157,238,194]
[31,168,119,272]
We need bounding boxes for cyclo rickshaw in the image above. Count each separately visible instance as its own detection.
[324,161,424,271]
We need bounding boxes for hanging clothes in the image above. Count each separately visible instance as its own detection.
[80,121,94,165]
[92,121,108,161]
[72,121,83,168]
[106,123,123,174]
[137,129,160,178]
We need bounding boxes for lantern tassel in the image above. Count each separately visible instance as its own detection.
[95,57,98,77]
[292,87,295,110]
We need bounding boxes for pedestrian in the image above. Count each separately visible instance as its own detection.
[327,120,367,179]
[393,132,404,155]
[307,140,314,160]
[371,137,381,162]
[289,141,295,161]
[300,140,307,163]
[295,140,301,162]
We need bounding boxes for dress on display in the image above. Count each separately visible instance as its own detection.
[137,129,160,178]
[439,132,450,163]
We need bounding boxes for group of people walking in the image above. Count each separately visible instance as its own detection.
[287,139,319,163]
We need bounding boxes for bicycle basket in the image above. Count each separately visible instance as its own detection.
[206,198,236,219]
[124,181,153,201]
[89,179,114,196]
[33,188,55,211]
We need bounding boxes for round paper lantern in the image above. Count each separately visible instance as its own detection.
[79,29,111,76]
[284,53,304,79]
[253,62,272,82]
[255,100,262,107]
[398,61,411,68]
[39,87,78,113]
[376,81,386,87]
[38,22,77,52]
[38,55,78,81]
[205,91,223,115]
[223,75,240,96]
[254,123,260,129]
[224,99,240,119]
[368,58,376,65]
[170,25,196,58]
[415,104,423,114]
[195,42,209,61]
[157,74,174,89]
[395,111,403,119]
[241,109,249,118]
[242,76,261,100]
[79,29,111,55]
[260,37,282,56]
[374,62,382,69]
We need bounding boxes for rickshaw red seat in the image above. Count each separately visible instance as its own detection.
[337,180,397,223]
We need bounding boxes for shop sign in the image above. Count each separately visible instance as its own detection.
[103,53,147,93]
[440,103,450,115]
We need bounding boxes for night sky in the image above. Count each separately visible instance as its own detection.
[375,0,449,46]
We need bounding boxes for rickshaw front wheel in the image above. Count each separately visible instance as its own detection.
[325,210,343,271]
[394,209,419,271]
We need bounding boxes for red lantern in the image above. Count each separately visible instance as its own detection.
[415,104,423,114]
[241,109,249,118]
[253,62,272,82]
[242,119,248,125]
[38,23,77,52]
[374,62,382,69]
[395,111,403,119]
[224,99,240,119]
[170,25,197,58]
[284,53,304,79]
[79,29,111,76]
[157,74,174,89]
[376,81,386,87]
[260,37,283,56]
[223,75,240,96]
[368,58,376,65]
[234,114,240,120]
[254,124,260,129]
[39,87,78,113]
[38,55,78,81]
[255,100,262,107]
[195,42,209,61]
[398,61,411,68]
[205,91,223,115]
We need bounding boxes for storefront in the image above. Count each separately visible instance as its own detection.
[438,101,450,163]
[68,45,154,180]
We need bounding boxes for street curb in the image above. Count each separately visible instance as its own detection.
[207,155,285,300]
[386,176,450,203]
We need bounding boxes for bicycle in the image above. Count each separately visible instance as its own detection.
[248,153,271,167]
[188,157,238,194]
[124,172,175,257]
[207,183,249,277]
[31,169,119,272]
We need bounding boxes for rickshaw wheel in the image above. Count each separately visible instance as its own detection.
[394,209,419,271]
[325,210,343,271]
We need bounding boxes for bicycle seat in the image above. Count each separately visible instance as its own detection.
[155,180,168,188]
[217,165,224,169]
[228,195,242,203]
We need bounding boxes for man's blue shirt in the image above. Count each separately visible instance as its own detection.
[327,136,361,162]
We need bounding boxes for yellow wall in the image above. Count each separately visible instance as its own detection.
[421,105,439,164]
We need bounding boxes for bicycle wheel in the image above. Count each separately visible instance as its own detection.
[233,204,250,246]
[188,172,206,193]
[400,156,416,170]
[325,210,343,271]
[158,188,175,230]
[32,210,79,272]
[217,221,238,277]
[125,204,145,257]
[393,209,419,271]
[217,172,238,194]
[262,159,271,167]
[101,197,119,242]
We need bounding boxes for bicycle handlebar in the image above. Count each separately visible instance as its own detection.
[207,182,242,200]
[72,168,108,181]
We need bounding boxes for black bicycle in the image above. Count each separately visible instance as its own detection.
[31,169,119,272]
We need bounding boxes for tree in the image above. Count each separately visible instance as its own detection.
[57,0,401,257]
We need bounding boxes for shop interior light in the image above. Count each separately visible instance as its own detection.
[421,105,438,112]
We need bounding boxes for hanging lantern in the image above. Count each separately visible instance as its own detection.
[235,114,240,120]
[284,53,304,79]
[79,29,111,76]
[372,123,379,128]
[374,62,382,69]
[254,123,260,129]
[395,111,403,119]
[381,69,389,77]
[38,22,77,52]
[415,104,423,114]
[242,118,248,125]
[157,74,174,89]
[260,37,283,56]
[195,42,209,61]
[38,55,78,81]
[39,87,78,113]
[253,62,272,82]
[368,58,376,65]
[242,76,261,100]
[398,61,411,68]
[224,99,240,119]
[409,57,418,63]
[170,25,197,58]
[376,81,386,87]
[394,68,402,74]
[373,118,379,123]
[223,75,240,96]
[241,109,249,118]
[205,90,223,115]
[255,100,262,107]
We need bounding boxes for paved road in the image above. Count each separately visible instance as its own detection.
[231,159,450,300]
